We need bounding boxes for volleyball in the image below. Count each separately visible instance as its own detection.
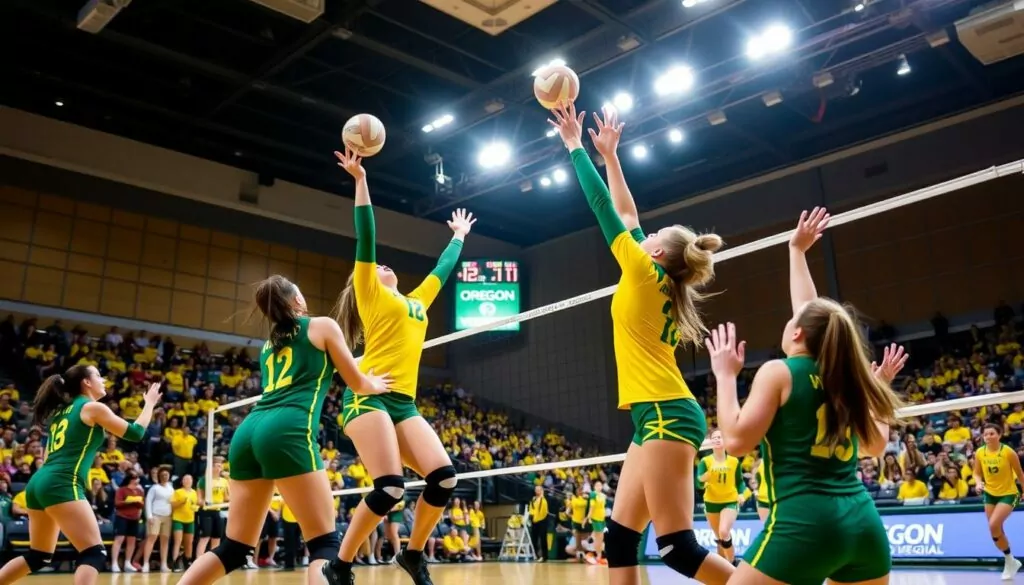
[533,64,579,110]
[342,114,386,157]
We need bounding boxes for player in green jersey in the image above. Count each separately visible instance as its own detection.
[179,275,390,585]
[706,208,908,585]
[0,365,160,584]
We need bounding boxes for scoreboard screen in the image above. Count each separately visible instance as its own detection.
[453,259,520,332]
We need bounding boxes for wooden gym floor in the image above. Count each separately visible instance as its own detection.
[32,564,1014,584]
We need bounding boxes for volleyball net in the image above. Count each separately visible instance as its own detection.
[202,158,1024,507]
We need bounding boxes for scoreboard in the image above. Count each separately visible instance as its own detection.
[453,259,520,332]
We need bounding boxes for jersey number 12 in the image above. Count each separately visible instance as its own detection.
[659,301,679,346]
[264,347,295,393]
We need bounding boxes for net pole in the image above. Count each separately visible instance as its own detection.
[204,409,215,505]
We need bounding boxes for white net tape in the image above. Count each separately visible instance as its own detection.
[203,158,1024,507]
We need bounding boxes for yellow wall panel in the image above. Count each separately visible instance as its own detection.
[202,297,236,333]
[210,231,240,250]
[63,273,102,313]
[101,280,138,317]
[71,219,108,256]
[233,300,262,338]
[137,285,171,323]
[146,217,178,237]
[0,203,35,242]
[238,254,268,283]
[206,278,235,299]
[179,224,210,244]
[171,291,203,328]
[268,259,296,280]
[175,272,206,294]
[242,238,269,256]
[0,260,25,300]
[0,186,37,207]
[297,264,324,298]
[29,246,67,269]
[235,283,253,302]
[23,266,64,306]
[325,257,346,272]
[0,241,29,262]
[38,194,73,214]
[270,244,297,262]
[176,241,209,276]
[32,212,73,249]
[140,267,174,288]
[68,253,104,276]
[105,261,140,282]
[323,270,344,297]
[208,247,239,281]
[306,296,324,316]
[111,209,145,228]
[108,228,143,263]
[297,250,324,268]
[75,202,111,222]
[141,233,177,269]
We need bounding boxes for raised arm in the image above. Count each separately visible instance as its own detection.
[82,382,161,441]
[410,209,475,307]
[588,107,640,232]
[788,208,830,314]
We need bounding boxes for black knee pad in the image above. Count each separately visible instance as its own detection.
[719,538,733,549]
[605,520,642,568]
[76,545,107,572]
[306,531,341,562]
[25,549,53,573]
[657,530,708,578]
[422,466,457,507]
[365,475,406,516]
[211,538,254,574]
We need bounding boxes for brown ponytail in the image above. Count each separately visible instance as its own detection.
[796,298,905,449]
[252,275,301,350]
[332,271,363,351]
[660,226,723,347]
[33,365,90,425]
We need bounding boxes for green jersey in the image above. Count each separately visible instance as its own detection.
[760,356,864,503]
[43,394,106,498]
[253,316,334,418]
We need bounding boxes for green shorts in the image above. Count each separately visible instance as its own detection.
[984,492,1020,507]
[744,491,890,585]
[173,521,195,534]
[572,522,588,532]
[24,469,85,510]
[590,520,606,532]
[704,501,738,514]
[229,409,324,481]
[757,499,771,510]
[341,389,421,430]
[629,398,706,448]
[387,511,404,523]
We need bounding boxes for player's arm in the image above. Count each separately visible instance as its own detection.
[974,456,985,494]
[308,316,391,395]
[696,458,709,486]
[787,208,830,314]
[82,382,161,441]
[734,465,747,502]
[589,107,640,232]
[411,210,472,307]
[718,360,786,455]
[1008,449,1024,491]
[862,344,909,458]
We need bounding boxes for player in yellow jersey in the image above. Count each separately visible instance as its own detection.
[329,149,475,585]
[567,485,592,563]
[753,458,771,522]
[975,423,1024,579]
[697,430,745,563]
[550,103,734,585]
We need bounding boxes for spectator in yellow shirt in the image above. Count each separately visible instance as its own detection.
[943,416,971,451]
[171,427,198,477]
[937,467,969,501]
[165,365,185,395]
[442,526,470,561]
[897,470,930,502]
[88,455,111,486]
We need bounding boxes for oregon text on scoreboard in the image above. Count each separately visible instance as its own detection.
[453,259,520,332]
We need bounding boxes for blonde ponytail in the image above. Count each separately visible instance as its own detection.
[661,227,723,347]
[332,272,363,351]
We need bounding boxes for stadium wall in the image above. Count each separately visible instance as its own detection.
[452,97,1024,446]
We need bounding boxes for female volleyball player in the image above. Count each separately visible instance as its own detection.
[697,429,745,563]
[586,480,608,564]
[326,148,474,585]
[177,275,390,585]
[753,458,770,522]
[549,102,735,585]
[0,367,160,584]
[706,207,909,585]
[974,422,1024,579]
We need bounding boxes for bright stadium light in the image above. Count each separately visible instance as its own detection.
[668,128,684,143]
[546,128,558,138]
[607,92,633,113]
[422,113,454,133]
[654,65,696,96]
[552,168,568,184]
[539,176,552,187]
[532,58,567,76]
[632,144,648,160]
[746,24,793,60]
[682,0,698,7]
[478,141,512,169]
[897,54,911,76]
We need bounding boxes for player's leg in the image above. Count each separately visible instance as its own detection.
[46,500,108,585]
[276,471,341,585]
[988,499,1021,578]
[177,478,275,585]
[607,442,649,585]
[706,511,723,558]
[727,563,790,585]
[0,508,60,581]
[718,505,739,563]
[757,502,770,523]
[396,415,458,558]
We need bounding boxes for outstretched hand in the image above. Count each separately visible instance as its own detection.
[334,147,366,181]
[547,101,586,151]
[447,208,477,238]
[706,323,747,380]
[789,207,831,253]
[588,106,624,158]
[871,343,909,384]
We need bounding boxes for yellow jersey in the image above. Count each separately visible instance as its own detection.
[171,488,198,523]
[470,509,485,529]
[450,506,468,527]
[756,462,769,503]
[570,495,589,524]
[937,479,968,501]
[698,454,743,504]
[199,476,228,509]
[589,492,607,522]
[608,231,693,408]
[528,495,548,523]
[980,444,1020,497]
[898,479,929,501]
[354,261,442,399]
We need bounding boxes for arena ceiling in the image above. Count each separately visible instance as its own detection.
[2,0,1023,246]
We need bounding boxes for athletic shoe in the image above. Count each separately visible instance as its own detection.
[1002,557,1021,580]
[141,564,150,573]
[111,563,121,573]
[396,550,434,585]
[321,560,355,585]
